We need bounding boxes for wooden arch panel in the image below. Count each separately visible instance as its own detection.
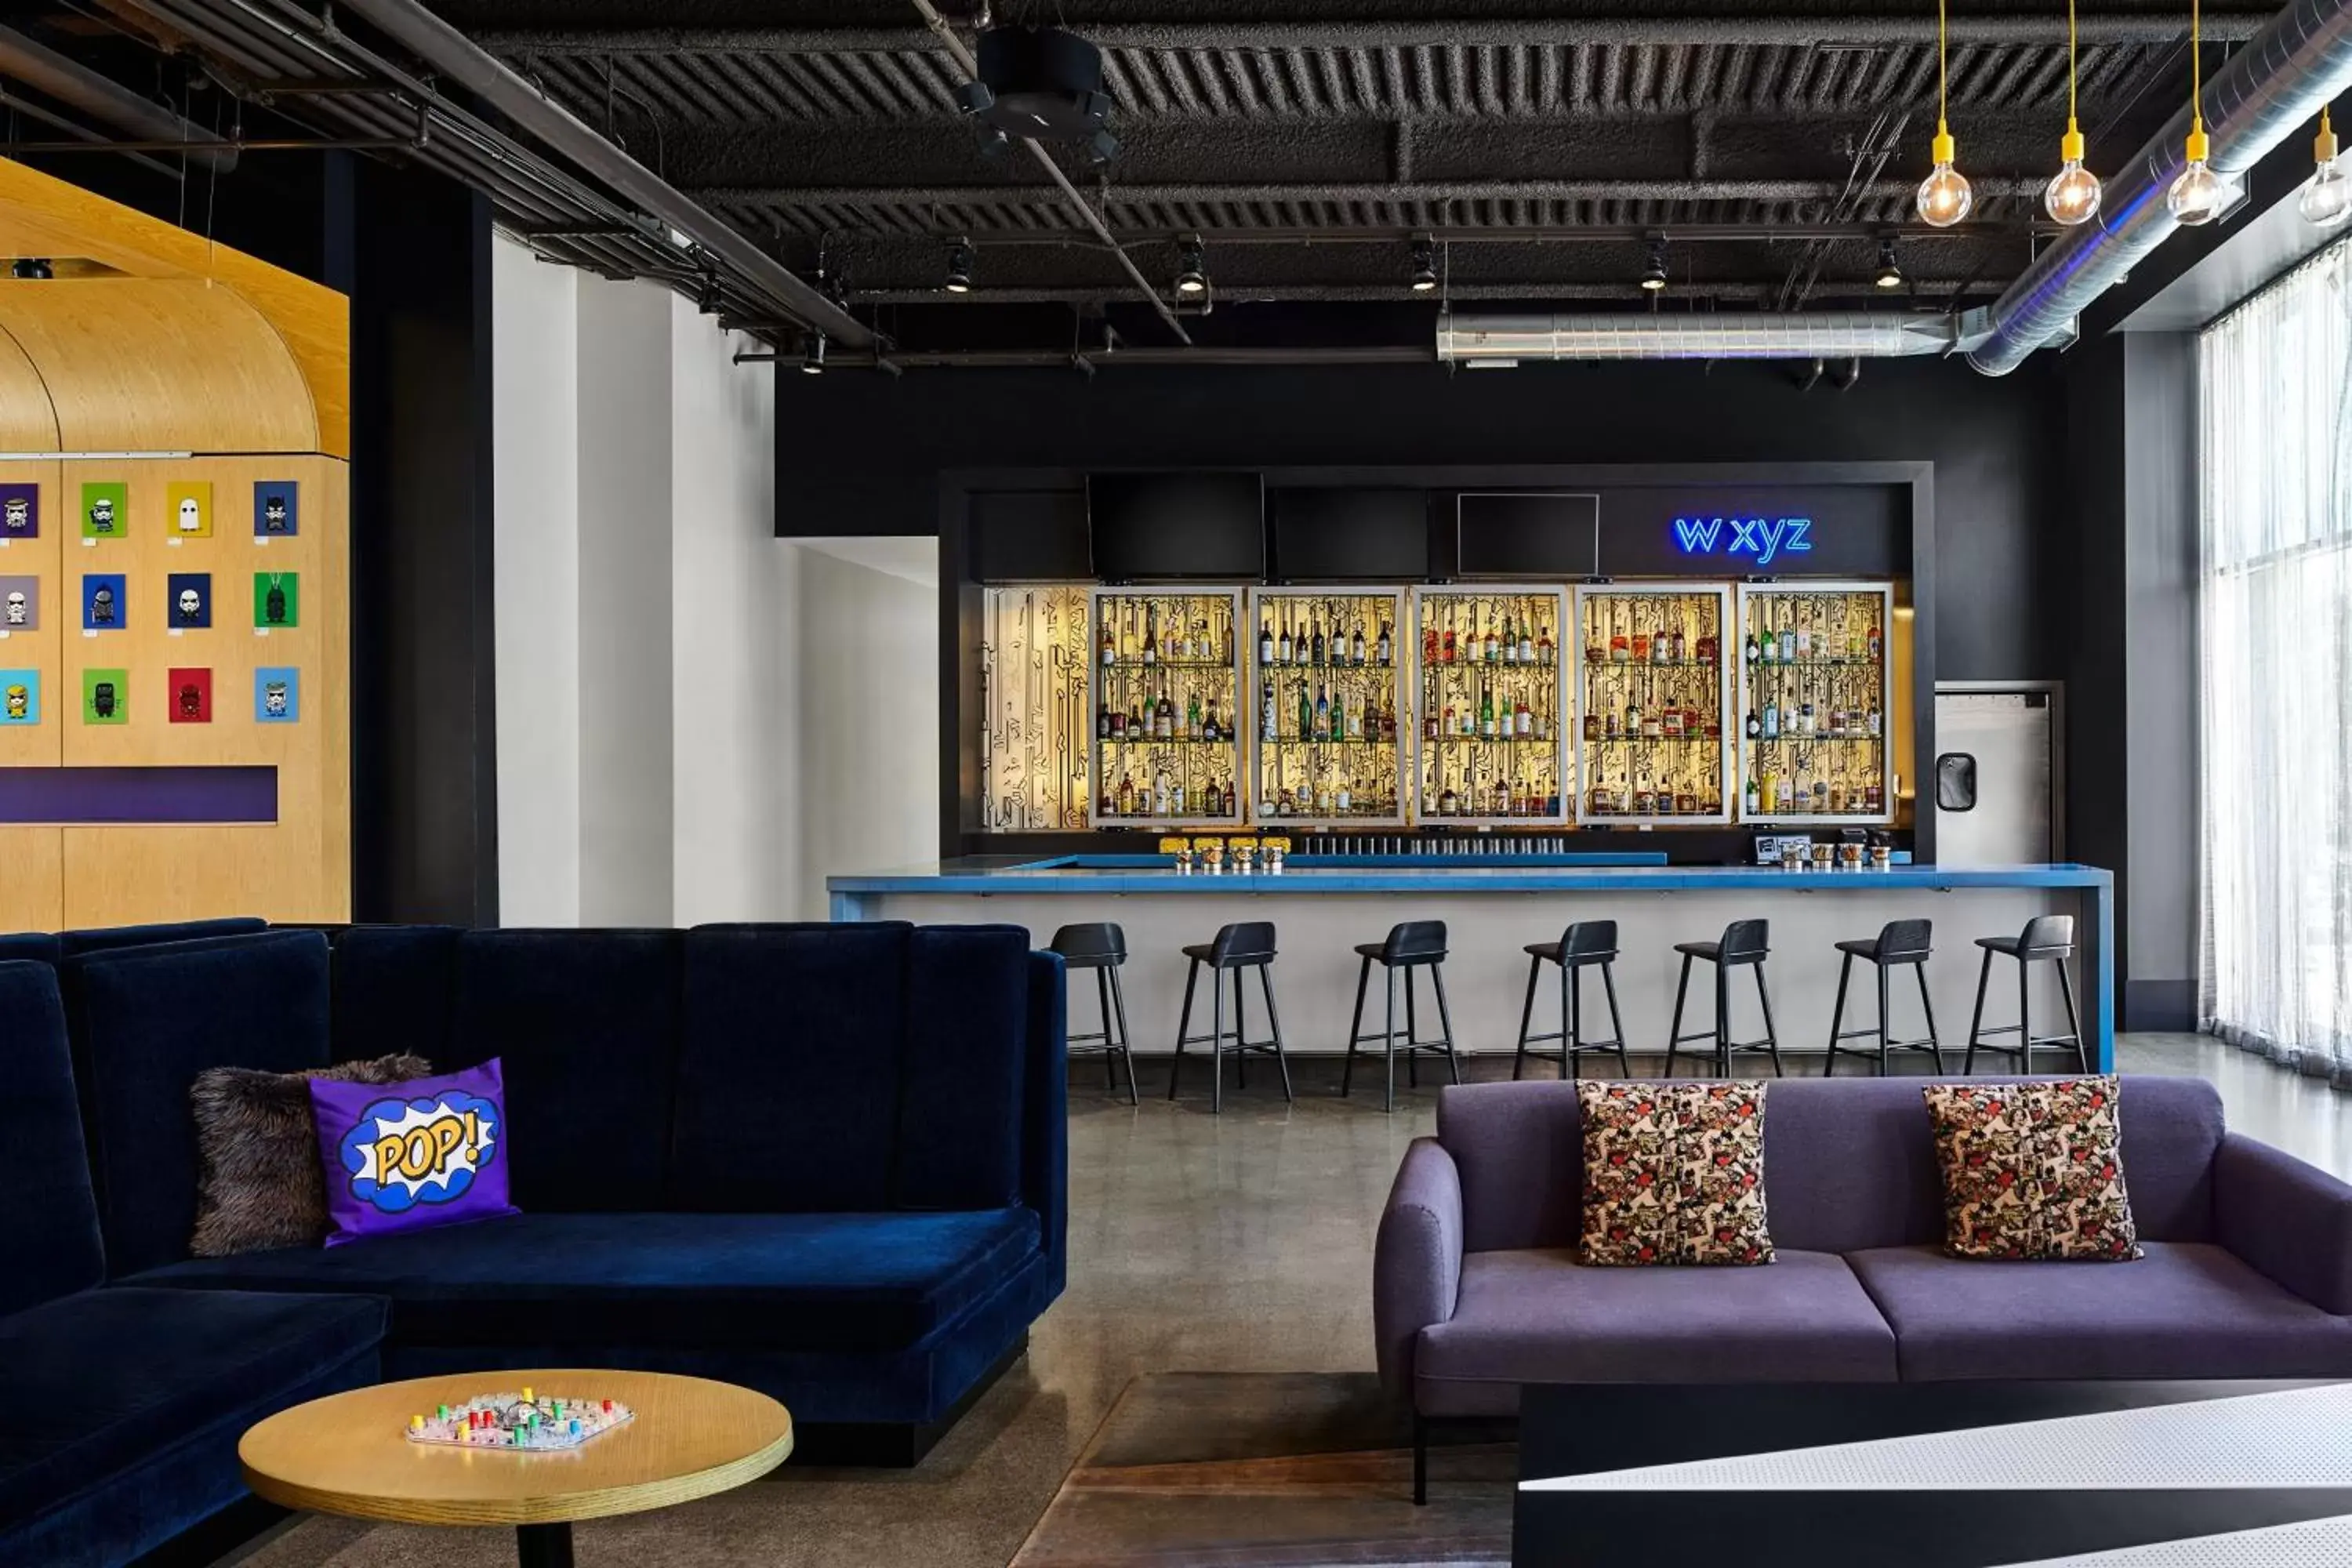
[0,279,316,453]
[0,321,58,451]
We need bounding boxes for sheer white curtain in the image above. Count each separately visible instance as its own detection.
[2200,238,2352,1080]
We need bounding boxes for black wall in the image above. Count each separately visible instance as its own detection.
[777,355,2069,682]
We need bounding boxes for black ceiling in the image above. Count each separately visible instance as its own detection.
[447,0,2258,342]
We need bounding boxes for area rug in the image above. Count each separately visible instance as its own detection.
[1009,1372,1513,1566]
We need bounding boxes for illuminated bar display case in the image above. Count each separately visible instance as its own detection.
[1573,584,1733,824]
[1412,586,1568,825]
[1735,581,1896,824]
[1088,587,1245,826]
[1248,587,1410,825]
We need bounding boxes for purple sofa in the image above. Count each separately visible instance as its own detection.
[1377,1076,2352,1464]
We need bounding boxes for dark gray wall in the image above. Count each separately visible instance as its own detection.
[778,355,2069,682]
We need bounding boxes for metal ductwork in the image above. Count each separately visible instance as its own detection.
[1436,311,1980,363]
[1969,0,2352,372]
[0,24,235,172]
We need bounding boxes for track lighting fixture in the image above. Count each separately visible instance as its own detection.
[2043,0,2103,225]
[2167,0,2234,225]
[8,258,52,280]
[1915,0,1973,227]
[801,332,827,376]
[2301,107,2352,228]
[1639,239,1669,292]
[1174,238,1208,297]
[1875,238,1904,290]
[1409,234,1439,292]
[945,241,975,294]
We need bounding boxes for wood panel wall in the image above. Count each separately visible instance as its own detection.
[0,158,350,931]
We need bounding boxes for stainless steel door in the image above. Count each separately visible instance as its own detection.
[1933,688,2056,866]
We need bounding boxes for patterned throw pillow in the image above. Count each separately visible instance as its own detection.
[1579,1081,1774,1266]
[310,1058,517,1247]
[1922,1076,2143,1261]
[189,1054,433,1257]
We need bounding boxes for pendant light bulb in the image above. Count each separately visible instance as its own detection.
[2167,125,2230,226]
[2167,0,2233,226]
[1917,126,1973,227]
[2301,107,2352,228]
[2045,125,2103,226]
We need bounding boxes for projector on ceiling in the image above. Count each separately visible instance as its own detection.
[955,26,1119,162]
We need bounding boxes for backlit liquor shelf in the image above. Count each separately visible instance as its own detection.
[1033,579,1898,829]
[1736,583,1893,824]
[1090,589,1245,826]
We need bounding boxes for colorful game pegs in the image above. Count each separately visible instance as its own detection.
[521,1387,533,1403]
[411,1414,425,1431]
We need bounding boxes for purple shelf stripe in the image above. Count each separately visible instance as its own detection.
[0,766,278,823]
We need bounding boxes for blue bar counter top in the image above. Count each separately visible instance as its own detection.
[830,856,2112,909]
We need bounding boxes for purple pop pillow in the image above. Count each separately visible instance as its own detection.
[308,1059,519,1247]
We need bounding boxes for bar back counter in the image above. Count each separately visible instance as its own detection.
[830,858,2111,1073]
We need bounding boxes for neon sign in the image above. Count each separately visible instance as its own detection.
[1671,515,1813,568]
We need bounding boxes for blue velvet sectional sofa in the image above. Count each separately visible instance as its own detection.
[0,917,1066,1568]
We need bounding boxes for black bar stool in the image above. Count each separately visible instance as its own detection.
[1964,914,2089,1073]
[1664,919,1783,1077]
[1050,923,1139,1105]
[1513,920,1632,1080]
[1341,920,1460,1113]
[1823,918,1946,1076]
[1170,921,1293,1113]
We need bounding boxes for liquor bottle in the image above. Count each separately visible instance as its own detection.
[1278,615,1294,666]
[1744,618,1761,663]
[1261,684,1277,742]
[1867,619,1883,661]
[1337,779,1353,813]
[1584,615,1604,666]
[1793,606,1813,662]
[1500,612,1517,666]
[1762,696,1779,740]
[1519,618,1536,665]
[1798,699,1814,738]
[1479,685,1497,738]
[1098,702,1112,739]
[1187,688,1203,740]
[1482,611,1498,665]
[1439,784,1460,816]
[1314,683,1331,741]
[1759,771,1777,815]
[1298,681,1312,743]
[1311,619,1326,667]
[1671,617,1687,664]
[1127,697,1144,736]
[1425,706,1438,742]
[1760,612,1778,665]
[1204,697,1221,743]
[1153,771,1171,816]
[1610,604,1629,663]
[1443,613,1458,665]
[1377,620,1393,666]
[1259,615,1275,666]
[1624,694,1641,739]
[1539,621,1555,666]
[1352,621,1367,666]
[1744,775,1760,815]
[1632,618,1651,666]
[1117,772,1136,816]
[1516,693,1533,737]
[1171,779,1186,816]
[1346,690,1363,739]
[1779,604,1798,665]
[1142,607,1158,666]
[1101,617,1116,666]
[1223,780,1237,817]
[1584,708,1601,742]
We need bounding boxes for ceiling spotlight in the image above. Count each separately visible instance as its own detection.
[9,258,52,280]
[945,241,975,295]
[1084,126,1120,165]
[1174,238,1208,296]
[1639,239,1668,292]
[801,332,827,376]
[1875,238,1904,289]
[1409,234,1439,292]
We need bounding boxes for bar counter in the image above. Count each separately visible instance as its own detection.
[830,858,2113,1070]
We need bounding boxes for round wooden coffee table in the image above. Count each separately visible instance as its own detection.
[240,1369,793,1568]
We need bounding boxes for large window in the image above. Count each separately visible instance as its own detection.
[2200,239,2352,1080]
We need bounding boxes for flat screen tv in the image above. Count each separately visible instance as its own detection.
[1088,472,1265,580]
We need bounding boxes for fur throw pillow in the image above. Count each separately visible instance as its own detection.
[190,1054,433,1257]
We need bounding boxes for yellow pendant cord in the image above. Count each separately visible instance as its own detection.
[2191,0,2204,139]
[2067,0,2079,135]
[1937,0,1950,136]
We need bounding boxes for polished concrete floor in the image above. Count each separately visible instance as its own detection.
[238,1035,2352,1567]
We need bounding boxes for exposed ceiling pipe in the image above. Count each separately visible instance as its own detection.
[1969,0,2352,373]
[903,0,1190,346]
[700,177,2046,212]
[0,23,236,171]
[325,0,873,348]
[1436,310,1976,361]
[480,14,2274,53]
